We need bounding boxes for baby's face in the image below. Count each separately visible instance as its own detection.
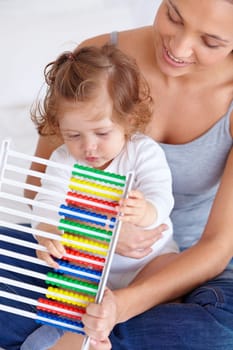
[58,90,126,170]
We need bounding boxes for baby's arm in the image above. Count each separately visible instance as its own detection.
[35,223,66,269]
[32,146,72,268]
[118,189,157,227]
[125,135,174,229]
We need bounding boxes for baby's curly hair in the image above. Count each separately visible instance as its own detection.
[31,43,153,138]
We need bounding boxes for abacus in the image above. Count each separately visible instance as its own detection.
[0,139,134,349]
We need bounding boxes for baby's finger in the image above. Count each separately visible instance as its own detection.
[52,240,66,256]
[36,250,59,269]
[124,197,142,209]
[128,189,144,199]
[44,240,64,259]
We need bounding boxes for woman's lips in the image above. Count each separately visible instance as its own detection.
[163,46,194,67]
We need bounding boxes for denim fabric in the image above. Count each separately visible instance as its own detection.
[110,266,233,350]
[0,225,53,350]
[20,325,64,350]
[1,226,233,350]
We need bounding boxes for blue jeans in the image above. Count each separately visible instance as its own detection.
[0,225,61,350]
[110,268,233,349]
[1,226,233,350]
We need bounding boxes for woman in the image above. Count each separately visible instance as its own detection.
[1,0,233,349]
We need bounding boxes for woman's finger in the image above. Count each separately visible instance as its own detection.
[83,289,117,340]
[90,337,112,350]
[116,223,168,258]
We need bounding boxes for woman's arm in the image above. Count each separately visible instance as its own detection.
[119,146,233,319]
[82,146,233,341]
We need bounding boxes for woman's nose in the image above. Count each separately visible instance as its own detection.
[170,31,194,59]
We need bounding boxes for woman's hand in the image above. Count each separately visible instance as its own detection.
[89,338,112,350]
[82,289,118,350]
[116,222,168,258]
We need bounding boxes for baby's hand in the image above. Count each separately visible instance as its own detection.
[117,190,156,226]
[35,223,65,269]
[118,190,146,225]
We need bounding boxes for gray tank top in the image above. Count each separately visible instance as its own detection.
[110,32,233,249]
[160,101,233,248]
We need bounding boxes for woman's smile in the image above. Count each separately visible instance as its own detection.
[163,45,194,67]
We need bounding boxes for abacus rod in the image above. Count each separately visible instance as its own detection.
[1,262,48,281]
[5,163,69,185]
[1,276,91,304]
[0,304,84,333]
[0,248,101,281]
[95,172,135,302]
[2,177,122,201]
[0,203,114,229]
[0,190,116,213]
[0,233,47,252]
[0,139,10,187]
[81,171,135,350]
[0,219,60,240]
[1,276,46,295]
[1,262,97,294]
[0,234,105,267]
[0,192,114,240]
[0,248,47,266]
[7,148,126,185]
[1,291,83,318]
[1,291,38,307]
[5,163,124,196]
[0,206,61,227]
[0,220,108,253]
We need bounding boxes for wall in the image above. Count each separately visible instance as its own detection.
[0,1,161,223]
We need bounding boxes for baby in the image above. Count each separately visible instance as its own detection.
[23,43,178,350]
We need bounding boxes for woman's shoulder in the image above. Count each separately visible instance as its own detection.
[119,26,153,42]
[79,26,153,53]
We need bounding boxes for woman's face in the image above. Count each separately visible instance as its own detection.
[153,0,233,76]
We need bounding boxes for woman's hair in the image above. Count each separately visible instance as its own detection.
[31,44,153,138]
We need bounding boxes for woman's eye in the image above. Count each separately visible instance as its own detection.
[166,9,181,24]
[202,38,220,49]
